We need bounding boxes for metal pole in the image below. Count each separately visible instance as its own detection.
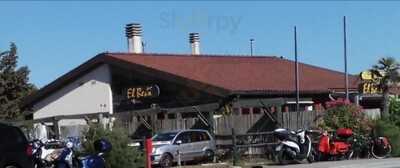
[250,38,254,56]
[344,16,349,101]
[294,26,300,129]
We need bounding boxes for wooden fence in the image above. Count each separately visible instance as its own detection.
[278,110,322,130]
[115,109,323,139]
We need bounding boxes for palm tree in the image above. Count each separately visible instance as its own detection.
[372,57,400,118]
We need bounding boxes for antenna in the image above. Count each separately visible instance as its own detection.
[142,41,146,53]
[250,38,255,56]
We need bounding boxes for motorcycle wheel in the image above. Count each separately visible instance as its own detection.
[346,150,354,160]
[371,143,391,159]
[276,148,290,165]
[307,154,314,163]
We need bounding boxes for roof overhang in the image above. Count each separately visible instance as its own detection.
[21,53,231,109]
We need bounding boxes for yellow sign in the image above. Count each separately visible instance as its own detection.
[360,71,373,80]
[126,85,160,99]
[359,70,382,94]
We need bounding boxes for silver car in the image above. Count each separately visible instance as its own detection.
[151,129,216,167]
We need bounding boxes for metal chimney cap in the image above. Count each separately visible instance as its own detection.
[189,33,200,43]
[125,23,142,38]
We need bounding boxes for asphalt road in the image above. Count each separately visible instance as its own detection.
[265,158,400,168]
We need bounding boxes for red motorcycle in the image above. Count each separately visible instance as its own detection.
[316,128,354,161]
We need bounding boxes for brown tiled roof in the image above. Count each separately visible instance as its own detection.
[22,52,360,108]
[107,53,359,93]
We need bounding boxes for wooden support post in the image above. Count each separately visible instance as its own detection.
[276,106,283,128]
[232,128,238,166]
[52,117,60,139]
[208,110,216,163]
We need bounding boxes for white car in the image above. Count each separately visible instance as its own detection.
[151,129,216,167]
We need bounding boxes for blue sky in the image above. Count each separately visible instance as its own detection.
[1,1,400,88]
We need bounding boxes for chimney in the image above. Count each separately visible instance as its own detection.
[125,23,143,53]
[189,33,200,55]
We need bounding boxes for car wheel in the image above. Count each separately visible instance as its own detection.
[204,150,214,162]
[160,153,173,168]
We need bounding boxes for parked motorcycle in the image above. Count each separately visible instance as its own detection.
[316,128,354,161]
[75,138,112,168]
[273,128,314,165]
[33,138,112,168]
[31,140,67,168]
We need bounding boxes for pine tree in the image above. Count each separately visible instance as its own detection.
[0,43,36,120]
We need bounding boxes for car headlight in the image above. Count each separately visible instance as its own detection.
[152,147,162,155]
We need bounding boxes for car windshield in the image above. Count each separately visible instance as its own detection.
[152,132,178,141]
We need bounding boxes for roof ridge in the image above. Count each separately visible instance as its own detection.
[106,52,357,76]
[106,52,282,59]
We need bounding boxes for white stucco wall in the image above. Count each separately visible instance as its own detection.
[33,64,113,120]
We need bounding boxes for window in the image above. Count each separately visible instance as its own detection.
[157,113,165,120]
[253,108,261,114]
[0,126,26,144]
[241,108,250,115]
[167,113,176,119]
[175,132,191,144]
[200,131,210,141]
[190,131,202,142]
[181,112,197,118]
[152,132,178,141]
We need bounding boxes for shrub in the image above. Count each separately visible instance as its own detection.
[389,97,400,127]
[318,99,373,135]
[81,123,144,168]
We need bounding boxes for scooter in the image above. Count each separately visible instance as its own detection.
[317,128,354,161]
[273,128,314,165]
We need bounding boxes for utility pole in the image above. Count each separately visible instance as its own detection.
[344,16,349,101]
[294,26,300,129]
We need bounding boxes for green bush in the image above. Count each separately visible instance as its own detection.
[389,97,400,127]
[82,123,144,168]
[374,119,400,156]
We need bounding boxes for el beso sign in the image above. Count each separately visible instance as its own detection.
[359,70,382,94]
[126,85,160,99]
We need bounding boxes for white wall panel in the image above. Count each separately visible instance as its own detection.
[33,64,113,120]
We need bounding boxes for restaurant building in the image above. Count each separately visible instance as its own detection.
[22,23,360,139]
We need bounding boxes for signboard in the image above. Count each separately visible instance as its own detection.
[359,70,382,94]
[126,85,160,100]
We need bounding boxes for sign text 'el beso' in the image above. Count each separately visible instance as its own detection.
[126,85,160,99]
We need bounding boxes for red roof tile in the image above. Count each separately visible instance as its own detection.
[107,53,359,93]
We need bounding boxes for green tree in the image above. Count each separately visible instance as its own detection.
[0,43,36,120]
[371,57,400,118]
[82,123,144,168]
